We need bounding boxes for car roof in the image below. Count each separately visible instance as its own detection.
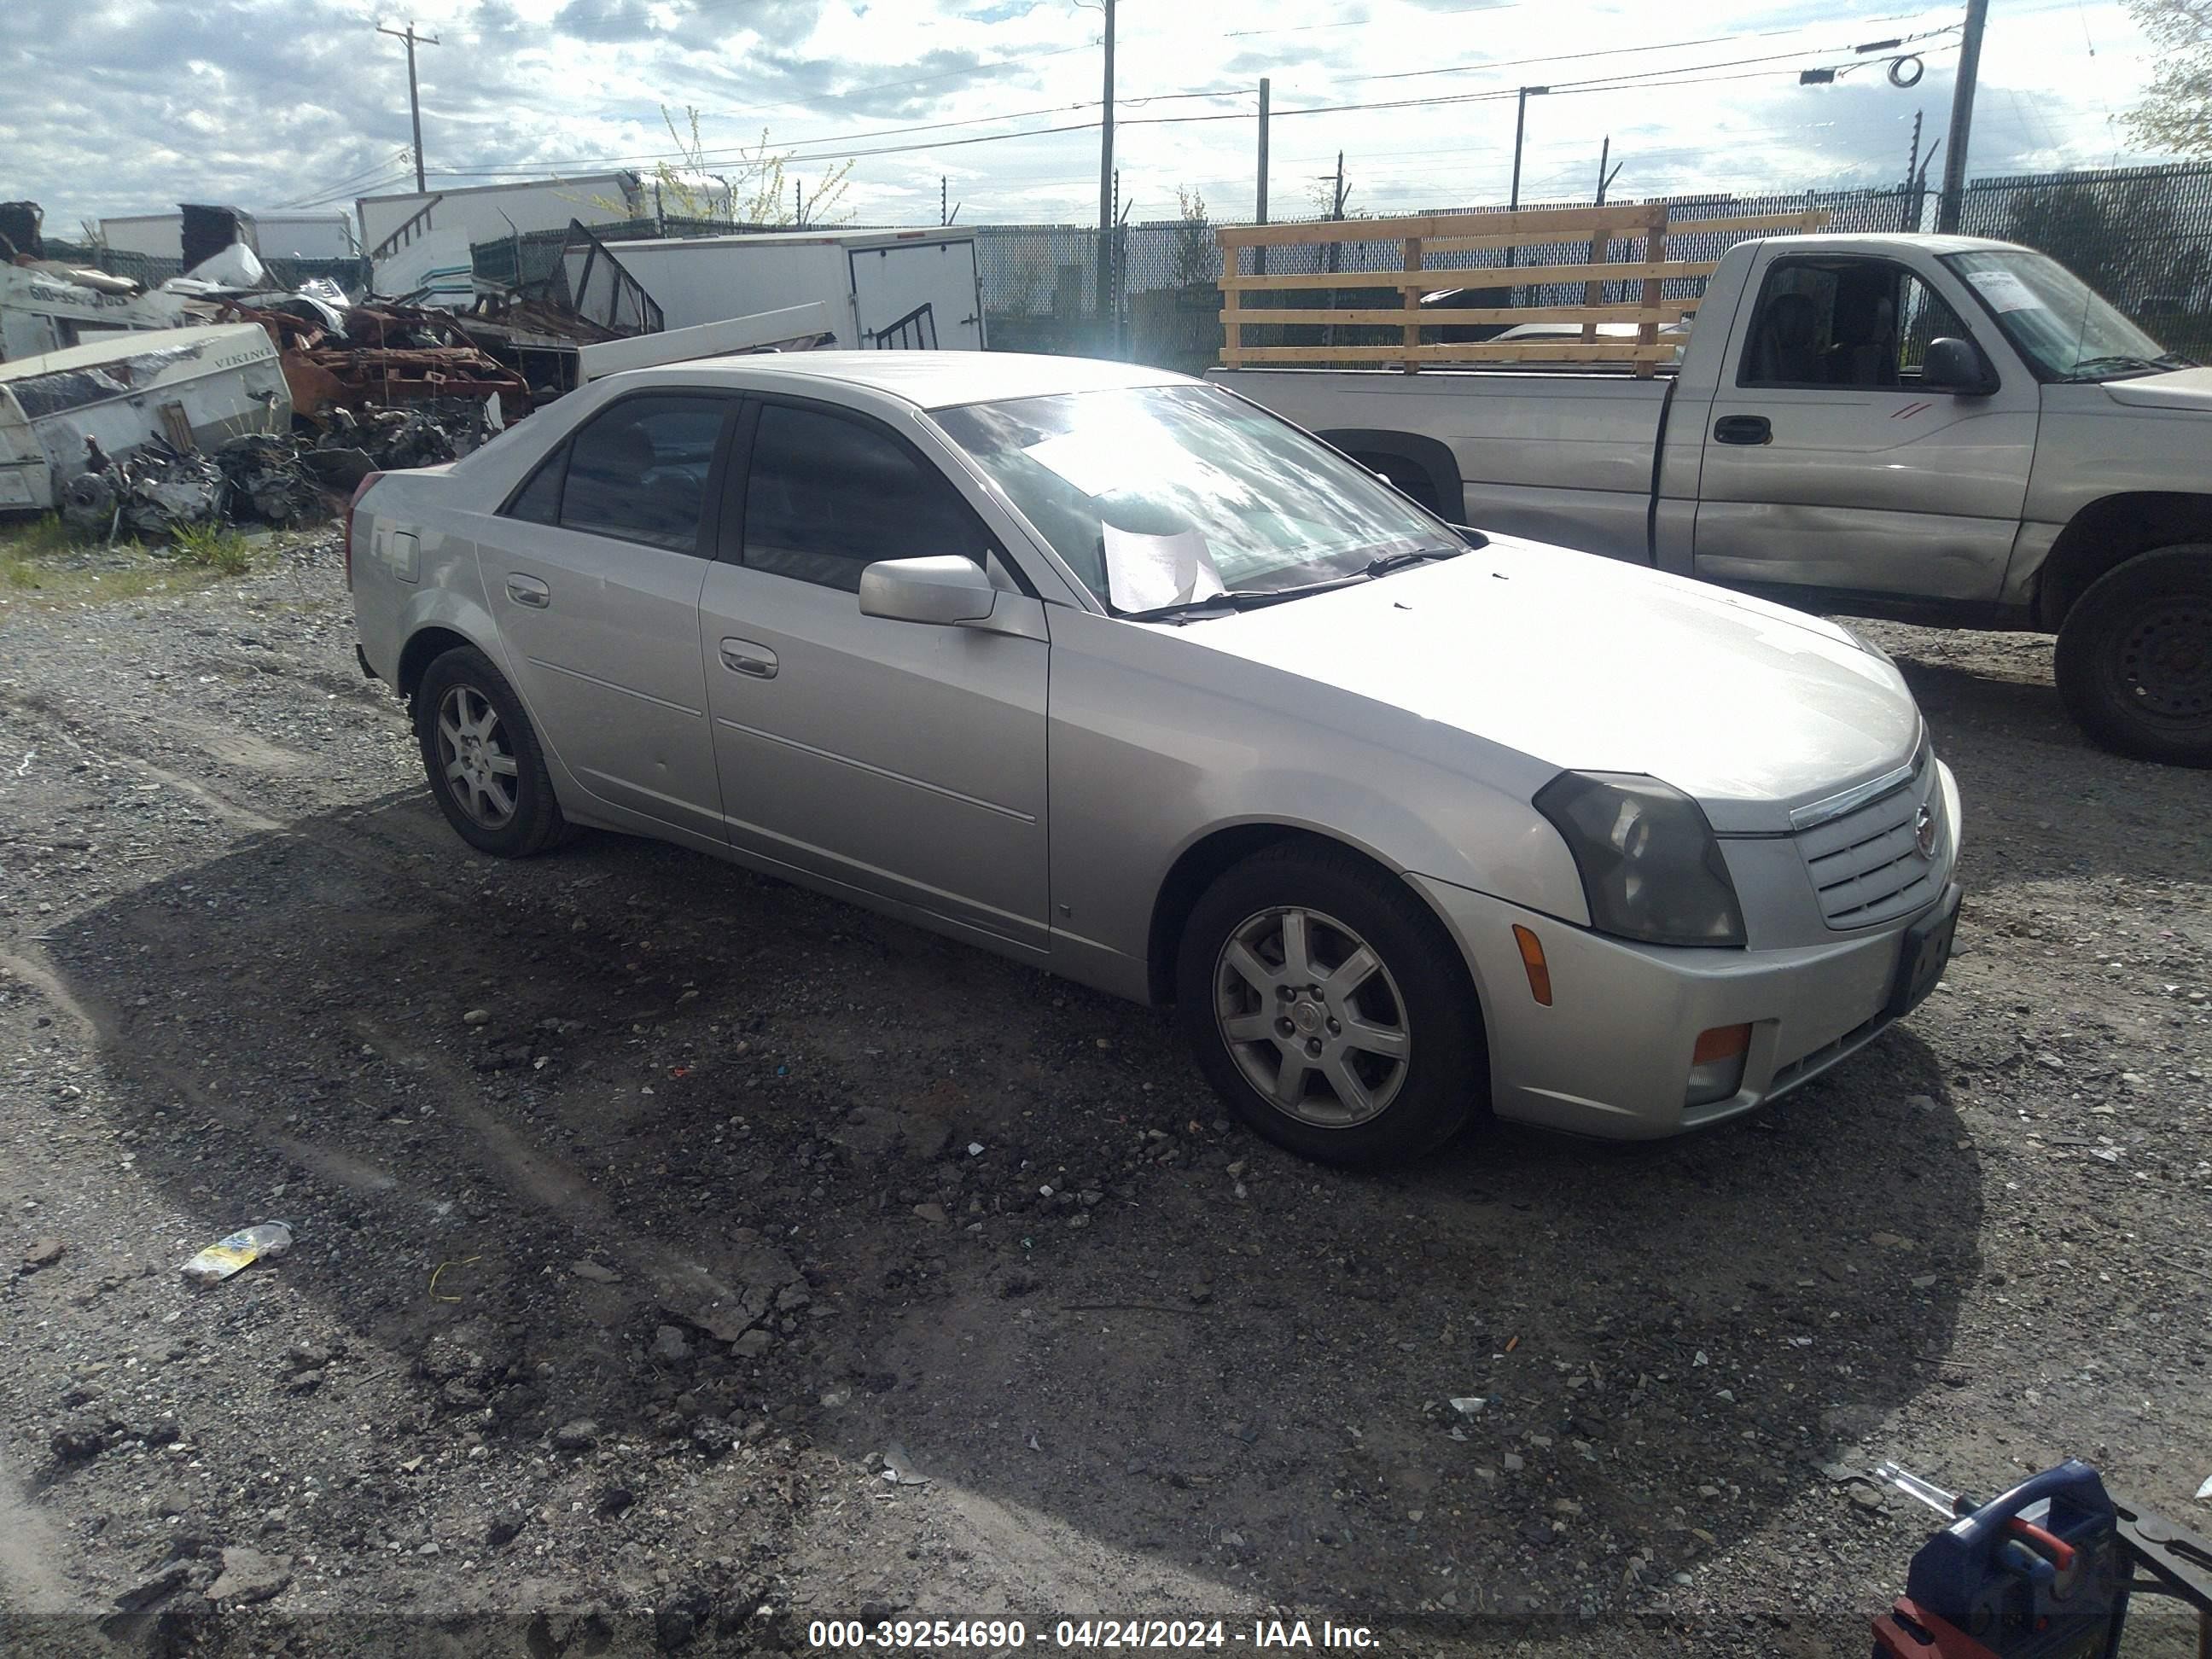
[620,350,1194,410]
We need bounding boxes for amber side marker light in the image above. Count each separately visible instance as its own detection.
[1693,1024,1752,1064]
[1511,925,1552,1005]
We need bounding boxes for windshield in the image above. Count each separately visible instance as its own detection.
[1942,249,2175,381]
[932,383,1458,612]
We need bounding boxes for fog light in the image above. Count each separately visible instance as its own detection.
[1685,1022,1752,1107]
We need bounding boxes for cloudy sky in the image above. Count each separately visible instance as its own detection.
[0,0,2177,240]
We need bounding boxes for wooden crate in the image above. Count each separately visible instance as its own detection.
[1214,204,1828,375]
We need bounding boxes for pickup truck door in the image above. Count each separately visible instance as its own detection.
[1692,252,2038,609]
[696,395,1051,954]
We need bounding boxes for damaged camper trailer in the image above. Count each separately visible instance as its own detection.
[0,323,289,515]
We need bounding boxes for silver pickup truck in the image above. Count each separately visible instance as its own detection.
[1212,233,2210,766]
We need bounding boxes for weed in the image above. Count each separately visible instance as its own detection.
[0,512,79,558]
[171,523,253,576]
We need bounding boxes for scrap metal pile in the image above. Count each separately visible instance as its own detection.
[218,295,531,425]
[57,406,490,541]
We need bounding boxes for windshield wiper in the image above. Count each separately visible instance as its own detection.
[1363,544,1469,578]
[2061,353,2169,381]
[1123,543,1473,623]
[2154,351,2198,370]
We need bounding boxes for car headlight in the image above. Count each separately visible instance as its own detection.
[1534,771,1746,948]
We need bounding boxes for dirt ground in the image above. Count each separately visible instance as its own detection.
[0,527,2206,1658]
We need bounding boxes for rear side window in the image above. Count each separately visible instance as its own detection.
[740,403,990,592]
[557,395,731,555]
[505,444,566,525]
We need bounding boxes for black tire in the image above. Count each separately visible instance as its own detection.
[1175,840,1487,1167]
[413,645,569,857]
[2053,544,2212,767]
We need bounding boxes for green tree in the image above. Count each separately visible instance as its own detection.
[2123,0,2212,156]
[1170,188,1214,288]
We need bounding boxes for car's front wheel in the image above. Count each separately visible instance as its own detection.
[1177,841,1486,1166]
[414,645,568,857]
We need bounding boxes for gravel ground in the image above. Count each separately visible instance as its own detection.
[0,528,2206,1657]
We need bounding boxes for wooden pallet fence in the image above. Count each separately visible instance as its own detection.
[1215,204,1828,375]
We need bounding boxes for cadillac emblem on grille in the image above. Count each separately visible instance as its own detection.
[1914,803,1937,859]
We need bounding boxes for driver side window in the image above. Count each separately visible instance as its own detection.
[1740,260,1953,391]
[738,402,994,593]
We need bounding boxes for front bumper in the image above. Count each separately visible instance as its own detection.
[1412,765,1963,1139]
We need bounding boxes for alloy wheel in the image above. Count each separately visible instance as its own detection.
[1213,905,1412,1128]
[435,684,521,829]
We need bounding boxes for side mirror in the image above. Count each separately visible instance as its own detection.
[858,555,998,626]
[1923,337,1994,394]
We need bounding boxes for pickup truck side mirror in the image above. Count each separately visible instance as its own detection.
[1922,337,1995,395]
[858,555,998,626]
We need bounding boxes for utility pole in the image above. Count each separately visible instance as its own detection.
[1255,78,1271,276]
[1096,0,1115,334]
[376,21,440,193]
[795,178,804,228]
[1936,0,1988,234]
[1593,135,1622,204]
[941,176,947,226]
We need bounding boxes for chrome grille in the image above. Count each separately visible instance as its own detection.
[1795,755,1942,929]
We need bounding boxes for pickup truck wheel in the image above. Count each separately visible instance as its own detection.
[414,646,569,856]
[2054,544,2212,767]
[1177,842,1484,1167]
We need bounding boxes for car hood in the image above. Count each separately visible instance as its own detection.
[2100,365,2212,411]
[1165,538,1920,833]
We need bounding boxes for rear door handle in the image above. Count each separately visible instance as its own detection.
[719,638,778,679]
[505,573,551,608]
[1713,415,1773,445]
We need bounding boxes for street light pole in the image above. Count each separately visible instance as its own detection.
[1509,84,1549,211]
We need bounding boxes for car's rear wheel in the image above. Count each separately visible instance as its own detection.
[2054,544,2212,767]
[1177,841,1485,1166]
[414,646,568,857]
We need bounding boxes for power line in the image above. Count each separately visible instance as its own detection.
[428,15,1964,183]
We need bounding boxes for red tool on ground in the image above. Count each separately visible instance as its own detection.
[1868,1458,2212,1659]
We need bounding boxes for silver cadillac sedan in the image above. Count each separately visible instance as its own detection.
[346,351,1961,1166]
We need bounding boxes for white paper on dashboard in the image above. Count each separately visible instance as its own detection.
[1964,269,2044,312]
[1022,430,1129,498]
[1102,525,1226,613]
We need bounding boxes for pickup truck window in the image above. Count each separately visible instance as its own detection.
[932,383,1456,608]
[1941,249,2180,382]
[1739,259,1972,391]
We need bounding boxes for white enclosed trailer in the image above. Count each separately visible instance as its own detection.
[568,229,986,349]
[0,323,288,513]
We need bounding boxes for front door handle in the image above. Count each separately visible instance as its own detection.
[719,638,778,679]
[505,573,551,608]
[1713,415,1773,445]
